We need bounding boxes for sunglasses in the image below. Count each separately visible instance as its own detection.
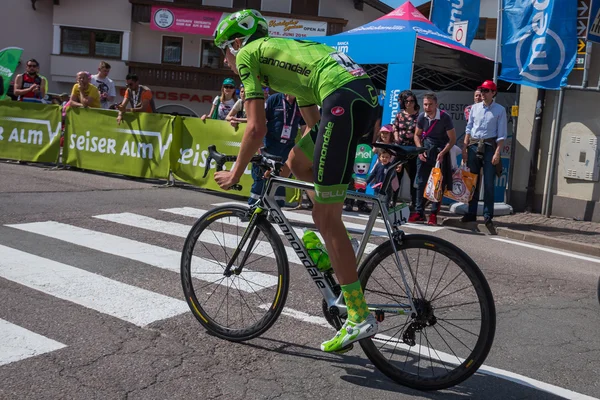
[480,88,491,93]
[405,99,415,103]
[27,64,38,68]
[223,85,235,89]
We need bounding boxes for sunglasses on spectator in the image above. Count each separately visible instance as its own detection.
[480,88,491,93]
[223,85,235,89]
[405,99,415,103]
[27,64,38,67]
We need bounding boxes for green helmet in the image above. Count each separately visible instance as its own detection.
[214,9,268,51]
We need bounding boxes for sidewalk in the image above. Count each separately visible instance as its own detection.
[440,208,600,258]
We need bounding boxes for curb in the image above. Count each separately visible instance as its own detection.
[495,227,600,258]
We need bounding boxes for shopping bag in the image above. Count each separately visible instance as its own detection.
[424,161,443,203]
[443,165,478,203]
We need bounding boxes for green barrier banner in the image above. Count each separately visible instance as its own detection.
[64,108,174,179]
[172,118,254,196]
[0,102,61,162]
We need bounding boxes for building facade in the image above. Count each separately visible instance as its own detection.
[2,0,391,116]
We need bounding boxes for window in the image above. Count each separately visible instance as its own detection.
[162,36,183,64]
[292,0,319,16]
[61,27,121,58]
[61,27,122,59]
[201,41,227,69]
[232,0,261,10]
[474,18,497,40]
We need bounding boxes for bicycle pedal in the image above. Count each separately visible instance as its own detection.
[333,343,354,354]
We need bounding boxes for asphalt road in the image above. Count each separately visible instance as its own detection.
[1,162,599,400]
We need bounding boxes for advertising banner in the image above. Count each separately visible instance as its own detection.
[500,0,577,89]
[64,108,173,179]
[151,6,327,39]
[0,102,61,162]
[383,63,416,125]
[172,118,254,197]
[0,47,23,100]
[431,0,480,47]
[151,6,223,36]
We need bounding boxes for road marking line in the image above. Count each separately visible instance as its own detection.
[0,244,188,327]
[6,221,277,293]
[211,201,444,233]
[0,318,66,367]
[491,237,600,264]
[94,212,303,265]
[266,305,599,400]
[161,207,380,255]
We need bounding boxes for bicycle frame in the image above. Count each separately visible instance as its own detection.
[240,172,421,318]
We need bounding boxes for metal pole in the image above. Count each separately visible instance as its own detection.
[493,0,503,84]
[541,88,565,217]
[582,41,593,88]
[506,84,520,205]
[525,88,546,211]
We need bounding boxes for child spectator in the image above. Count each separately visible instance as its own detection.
[367,149,395,206]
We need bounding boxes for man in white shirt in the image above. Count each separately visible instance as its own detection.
[91,61,116,109]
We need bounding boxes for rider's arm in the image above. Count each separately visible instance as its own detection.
[230,98,267,180]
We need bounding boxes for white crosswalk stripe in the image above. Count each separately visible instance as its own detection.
[0,318,66,367]
[6,221,278,293]
[0,244,188,327]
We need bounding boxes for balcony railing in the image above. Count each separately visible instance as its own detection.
[127,62,236,91]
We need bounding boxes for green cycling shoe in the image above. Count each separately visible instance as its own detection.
[321,314,378,353]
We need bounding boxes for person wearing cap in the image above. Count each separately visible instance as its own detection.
[202,78,238,121]
[461,79,507,232]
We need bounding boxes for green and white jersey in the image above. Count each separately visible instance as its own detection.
[235,37,368,107]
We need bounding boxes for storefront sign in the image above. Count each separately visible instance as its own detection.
[150,6,327,38]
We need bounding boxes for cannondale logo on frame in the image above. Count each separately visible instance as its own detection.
[515,0,565,83]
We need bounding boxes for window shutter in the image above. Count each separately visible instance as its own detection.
[485,18,497,39]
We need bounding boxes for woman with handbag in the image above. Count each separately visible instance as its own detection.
[393,90,420,209]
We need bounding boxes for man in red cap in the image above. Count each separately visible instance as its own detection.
[461,80,507,233]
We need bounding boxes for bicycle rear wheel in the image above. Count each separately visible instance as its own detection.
[181,205,289,342]
[358,235,496,391]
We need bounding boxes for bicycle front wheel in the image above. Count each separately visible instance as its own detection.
[181,205,289,342]
[358,235,496,391]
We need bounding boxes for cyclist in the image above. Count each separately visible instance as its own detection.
[212,10,379,353]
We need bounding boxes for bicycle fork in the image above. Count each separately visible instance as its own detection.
[222,206,264,277]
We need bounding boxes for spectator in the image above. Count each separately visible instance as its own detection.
[59,93,69,107]
[202,78,238,120]
[13,59,46,101]
[226,83,247,127]
[409,92,456,226]
[461,80,507,232]
[393,90,420,209]
[367,149,395,205]
[91,61,116,110]
[249,92,305,206]
[464,88,483,121]
[69,71,101,109]
[117,74,155,125]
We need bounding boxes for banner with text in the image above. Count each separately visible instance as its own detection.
[172,117,254,197]
[500,0,577,89]
[64,108,174,179]
[0,102,61,162]
[151,6,327,39]
[431,0,480,47]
